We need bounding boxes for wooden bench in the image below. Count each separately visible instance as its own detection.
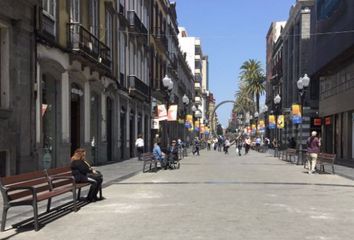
[142,152,158,172]
[46,166,102,201]
[317,153,336,174]
[0,170,78,231]
[284,148,297,163]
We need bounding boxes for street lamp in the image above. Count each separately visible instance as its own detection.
[162,75,174,147]
[182,94,189,144]
[273,94,281,157]
[297,73,310,164]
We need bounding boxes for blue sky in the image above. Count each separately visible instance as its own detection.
[174,0,295,127]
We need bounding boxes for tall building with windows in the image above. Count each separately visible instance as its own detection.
[310,0,354,162]
[1,0,153,176]
[178,28,208,133]
[278,0,316,146]
[0,0,38,176]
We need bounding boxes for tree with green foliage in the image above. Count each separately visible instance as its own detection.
[239,59,265,113]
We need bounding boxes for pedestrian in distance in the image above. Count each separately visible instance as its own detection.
[224,138,231,154]
[255,136,261,152]
[71,148,103,202]
[135,134,144,160]
[306,131,321,174]
[192,137,200,156]
[237,139,243,156]
[244,137,251,155]
[167,139,179,169]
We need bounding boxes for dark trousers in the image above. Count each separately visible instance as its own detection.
[87,176,103,201]
[137,147,144,160]
[245,144,250,154]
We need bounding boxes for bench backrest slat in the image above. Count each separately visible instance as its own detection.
[0,170,46,186]
[8,184,50,201]
[46,166,71,176]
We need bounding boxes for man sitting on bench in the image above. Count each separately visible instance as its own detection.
[153,142,166,169]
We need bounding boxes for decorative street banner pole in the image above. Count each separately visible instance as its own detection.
[277,115,285,129]
[291,104,302,124]
[268,115,276,129]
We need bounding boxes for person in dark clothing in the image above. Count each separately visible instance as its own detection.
[167,140,179,169]
[193,138,200,156]
[71,148,103,202]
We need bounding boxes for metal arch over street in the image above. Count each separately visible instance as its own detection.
[210,100,235,136]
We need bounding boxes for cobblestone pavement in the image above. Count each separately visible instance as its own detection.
[2,150,354,240]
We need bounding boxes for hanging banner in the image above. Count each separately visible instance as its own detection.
[200,124,205,133]
[205,127,210,135]
[292,104,302,124]
[152,118,159,129]
[195,121,200,131]
[167,105,178,121]
[258,120,265,132]
[269,115,276,129]
[251,124,256,135]
[277,115,285,129]
[157,104,167,121]
[41,104,48,117]
[185,114,193,128]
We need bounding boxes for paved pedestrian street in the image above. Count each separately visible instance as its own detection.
[2,150,354,240]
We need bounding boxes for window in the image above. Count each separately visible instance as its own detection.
[120,33,126,77]
[90,0,98,36]
[42,0,56,19]
[105,9,113,50]
[70,0,80,23]
[0,23,10,109]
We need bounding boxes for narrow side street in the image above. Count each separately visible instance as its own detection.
[2,150,354,240]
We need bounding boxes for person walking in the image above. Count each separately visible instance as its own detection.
[193,137,200,156]
[135,134,144,160]
[224,138,231,154]
[237,139,243,156]
[245,137,251,155]
[306,131,321,174]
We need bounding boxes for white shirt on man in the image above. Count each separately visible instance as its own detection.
[135,138,144,147]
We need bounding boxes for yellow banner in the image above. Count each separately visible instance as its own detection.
[259,120,265,129]
[186,114,193,122]
[292,104,301,116]
[277,115,285,129]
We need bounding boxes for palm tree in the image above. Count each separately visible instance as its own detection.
[239,59,265,113]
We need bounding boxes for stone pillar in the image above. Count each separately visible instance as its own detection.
[84,81,90,143]
[101,93,107,142]
[36,62,41,143]
[61,71,70,142]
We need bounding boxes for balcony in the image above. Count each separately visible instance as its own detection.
[128,75,150,101]
[195,96,202,105]
[68,23,111,70]
[194,82,201,92]
[118,3,128,24]
[37,12,56,43]
[169,53,178,70]
[153,27,168,51]
[127,10,148,43]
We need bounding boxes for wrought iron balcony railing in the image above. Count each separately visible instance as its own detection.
[68,23,111,69]
[128,75,150,100]
[37,11,56,43]
[153,27,168,51]
[127,10,148,42]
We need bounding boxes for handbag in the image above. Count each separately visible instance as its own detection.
[87,170,103,181]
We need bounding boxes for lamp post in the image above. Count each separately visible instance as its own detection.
[182,94,189,144]
[162,75,173,147]
[274,94,281,157]
[297,73,310,164]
